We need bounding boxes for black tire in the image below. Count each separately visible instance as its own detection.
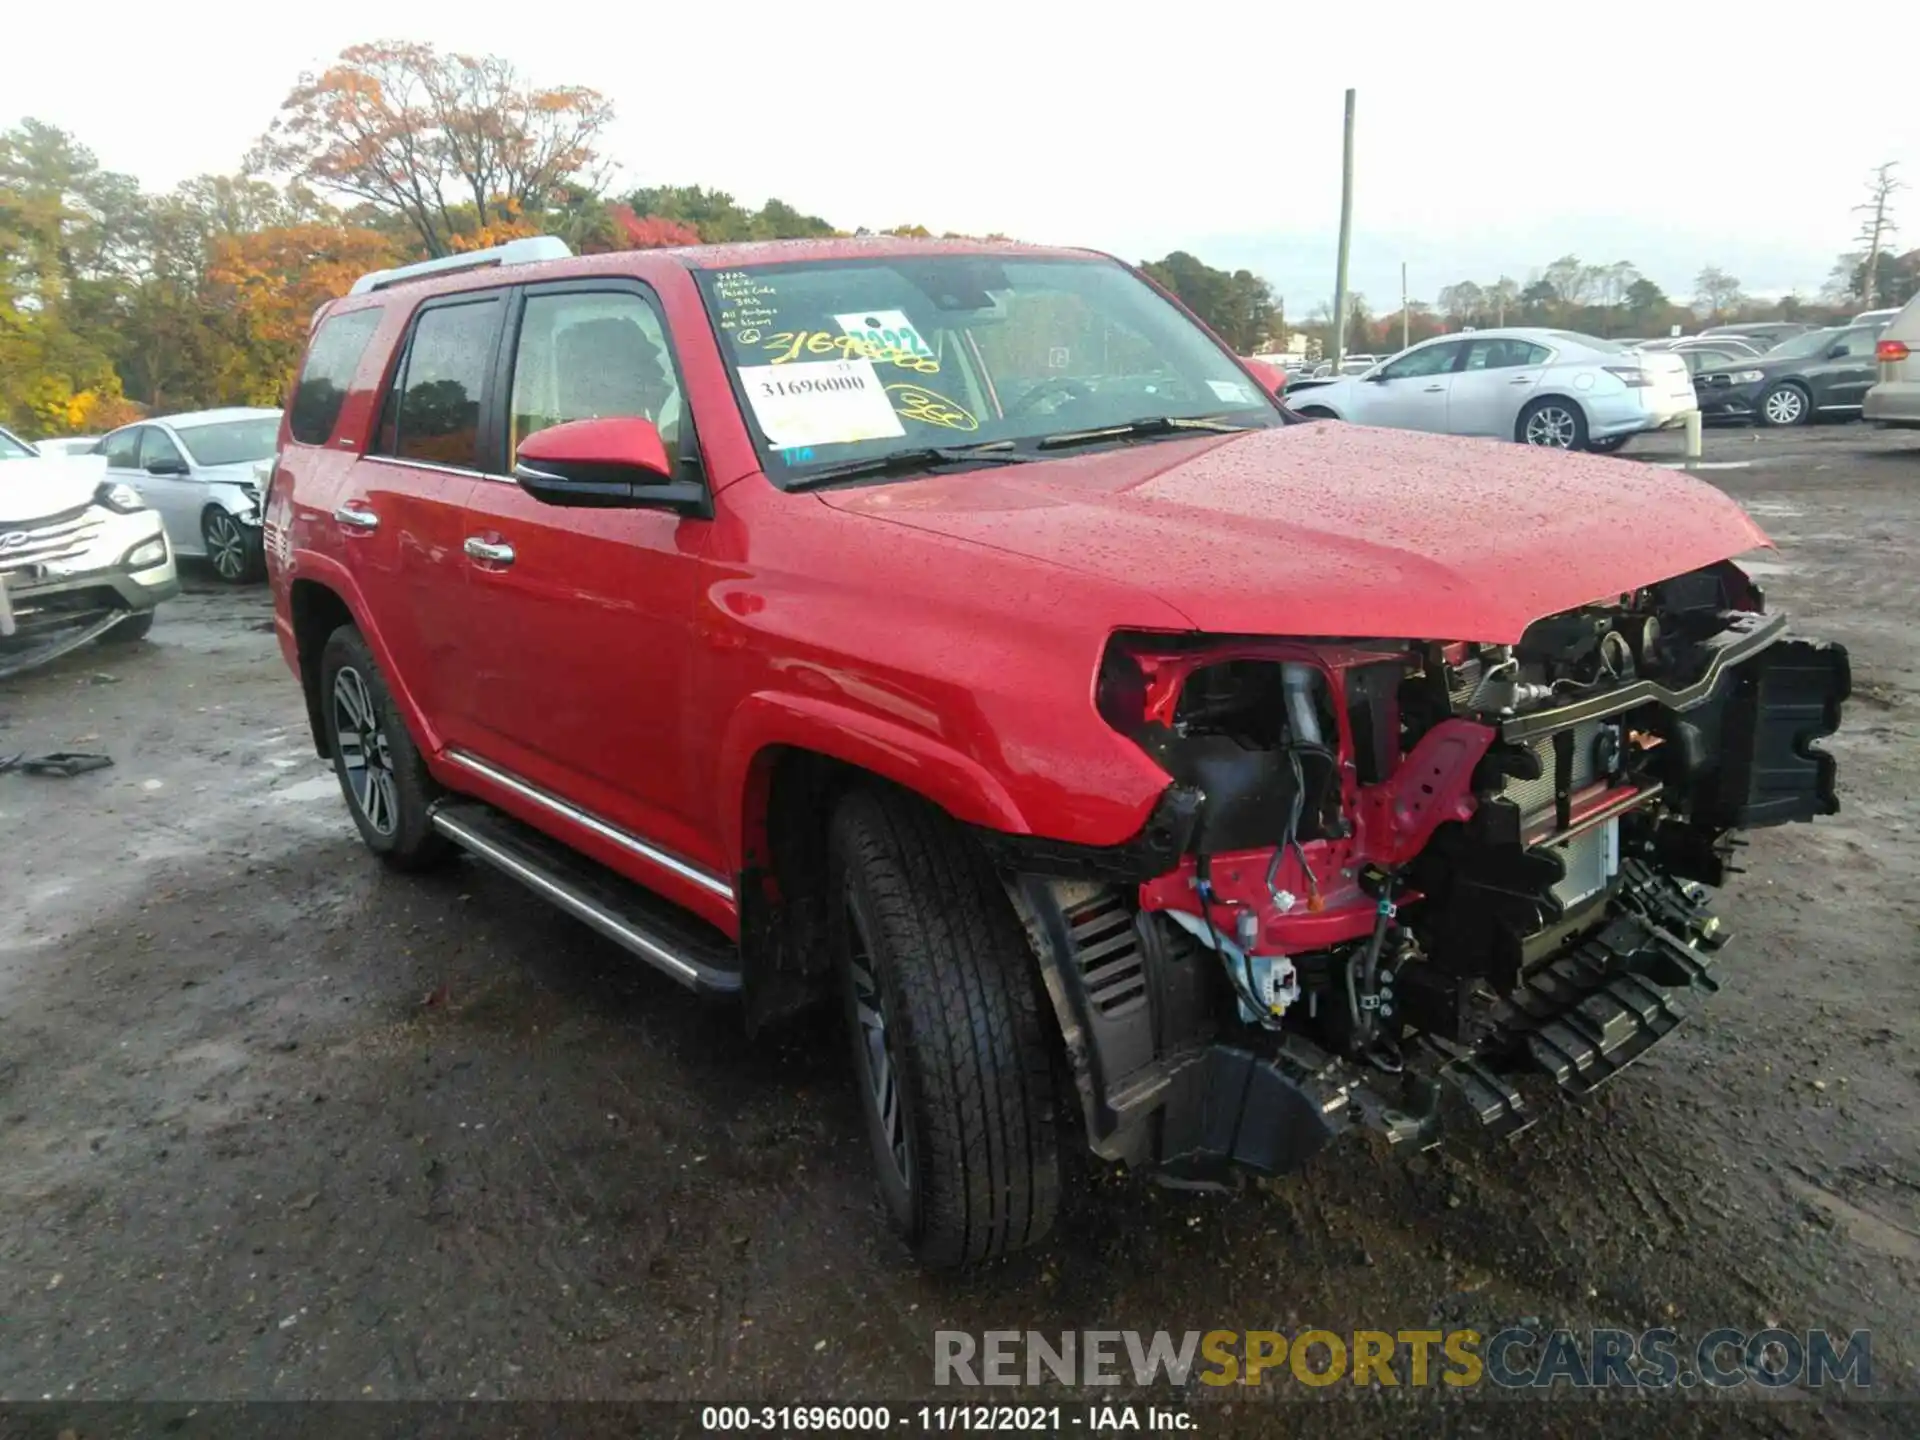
[1759,382,1810,428]
[828,787,1060,1266]
[1586,434,1630,455]
[318,625,450,870]
[1518,397,1588,449]
[202,507,264,583]
[99,610,155,643]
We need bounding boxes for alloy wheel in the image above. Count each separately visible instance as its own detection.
[205,510,248,581]
[846,900,912,1191]
[1523,405,1578,448]
[1764,388,1805,425]
[332,666,398,836]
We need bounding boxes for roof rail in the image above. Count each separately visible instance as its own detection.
[348,236,574,296]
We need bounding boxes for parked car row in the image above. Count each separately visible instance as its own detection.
[1690,322,1889,426]
[1281,327,1696,451]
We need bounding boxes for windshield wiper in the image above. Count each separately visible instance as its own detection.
[1034,414,1256,451]
[783,441,1035,490]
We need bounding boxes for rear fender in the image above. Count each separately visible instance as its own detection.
[285,553,441,762]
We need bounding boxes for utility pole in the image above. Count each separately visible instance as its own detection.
[1331,88,1355,366]
[1401,261,1409,352]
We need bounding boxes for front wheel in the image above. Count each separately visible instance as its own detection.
[318,626,450,870]
[202,507,264,583]
[1760,382,1810,427]
[1518,398,1588,449]
[829,787,1061,1267]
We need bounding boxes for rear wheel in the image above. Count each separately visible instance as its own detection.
[1518,398,1588,449]
[829,787,1061,1266]
[318,626,450,870]
[1760,382,1810,427]
[202,507,263,583]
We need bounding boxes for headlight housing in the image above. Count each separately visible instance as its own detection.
[122,535,169,570]
[1727,369,1765,384]
[95,480,147,514]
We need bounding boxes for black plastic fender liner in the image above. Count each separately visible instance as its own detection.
[1011,876,1213,1167]
[1153,1046,1342,1185]
[975,784,1203,884]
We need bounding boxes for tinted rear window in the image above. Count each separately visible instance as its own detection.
[387,299,500,470]
[290,308,383,446]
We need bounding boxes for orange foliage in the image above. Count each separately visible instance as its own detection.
[607,205,698,250]
[207,224,397,402]
[450,199,542,253]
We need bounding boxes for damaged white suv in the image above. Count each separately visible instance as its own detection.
[0,424,179,678]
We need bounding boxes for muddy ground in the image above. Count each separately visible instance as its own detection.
[2,424,1917,1436]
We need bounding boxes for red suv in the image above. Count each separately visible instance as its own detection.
[268,236,1848,1266]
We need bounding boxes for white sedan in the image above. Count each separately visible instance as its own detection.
[1283,328,1698,453]
[97,407,281,582]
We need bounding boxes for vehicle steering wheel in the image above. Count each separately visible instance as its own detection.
[1004,375,1095,419]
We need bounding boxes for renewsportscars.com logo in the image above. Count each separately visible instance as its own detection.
[934,1328,1873,1391]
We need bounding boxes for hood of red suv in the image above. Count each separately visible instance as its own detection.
[815,423,1769,642]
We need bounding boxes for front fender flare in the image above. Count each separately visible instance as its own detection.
[717,690,1030,873]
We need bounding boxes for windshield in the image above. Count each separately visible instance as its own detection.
[0,427,36,460]
[1769,328,1840,360]
[174,417,280,467]
[694,255,1281,483]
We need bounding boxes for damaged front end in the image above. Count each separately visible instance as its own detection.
[992,561,1848,1184]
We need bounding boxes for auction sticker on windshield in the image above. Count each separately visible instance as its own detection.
[834,310,935,361]
[738,358,907,449]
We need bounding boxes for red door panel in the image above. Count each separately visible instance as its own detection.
[447,476,714,874]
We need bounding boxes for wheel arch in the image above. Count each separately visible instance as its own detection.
[724,702,1031,1033]
[1515,391,1586,442]
[287,570,439,763]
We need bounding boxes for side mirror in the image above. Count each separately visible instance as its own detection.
[144,456,188,476]
[1363,370,1389,383]
[513,417,709,518]
[1826,344,1848,359]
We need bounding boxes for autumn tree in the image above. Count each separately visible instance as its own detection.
[256,42,613,258]
[0,120,144,432]
[1693,266,1744,319]
[205,223,396,404]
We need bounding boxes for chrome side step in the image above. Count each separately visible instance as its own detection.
[430,800,742,995]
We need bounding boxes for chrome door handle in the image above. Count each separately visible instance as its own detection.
[1423,385,1444,392]
[333,504,379,530]
[464,537,515,565]
[1509,376,1535,385]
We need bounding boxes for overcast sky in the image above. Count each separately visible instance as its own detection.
[9,2,1915,312]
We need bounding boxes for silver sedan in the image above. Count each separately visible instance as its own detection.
[1283,328,1698,452]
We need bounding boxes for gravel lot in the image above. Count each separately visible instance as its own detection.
[2,424,1917,1434]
